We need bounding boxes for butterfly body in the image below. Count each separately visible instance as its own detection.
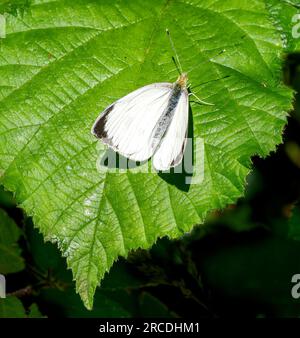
[152,73,188,148]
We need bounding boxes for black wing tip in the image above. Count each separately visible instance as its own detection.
[91,104,115,139]
[91,124,100,138]
[91,120,107,139]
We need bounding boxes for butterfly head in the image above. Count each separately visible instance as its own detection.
[176,72,188,88]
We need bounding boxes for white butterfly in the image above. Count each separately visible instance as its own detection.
[92,73,192,171]
[92,30,215,171]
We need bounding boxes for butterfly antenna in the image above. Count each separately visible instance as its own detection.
[166,28,183,74]
[190,75,230,90]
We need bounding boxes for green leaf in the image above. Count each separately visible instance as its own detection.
[266,0,300,52]
[27,303,44,318]
[0,185,15,208]
[0,0,293,309]
[0,296,26,318]
[0,209,24,274]
[0,296,43,318]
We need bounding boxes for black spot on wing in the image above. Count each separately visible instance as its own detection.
[92,104,115,139]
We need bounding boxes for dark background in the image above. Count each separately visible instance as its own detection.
[1,54,300,318]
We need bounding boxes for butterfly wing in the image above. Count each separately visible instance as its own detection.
[152,88,189,171]
[92,83,173,162]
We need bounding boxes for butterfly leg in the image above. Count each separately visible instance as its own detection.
[189,92,214,106]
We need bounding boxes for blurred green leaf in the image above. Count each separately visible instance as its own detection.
[0,209,24,274]
[27,303,44,318]
[0,296,42,318]
[0,296,26,318]
[0,185,15,208]
[139,292,176,318]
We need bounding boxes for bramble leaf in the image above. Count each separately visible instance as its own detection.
[0,0,293,308]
